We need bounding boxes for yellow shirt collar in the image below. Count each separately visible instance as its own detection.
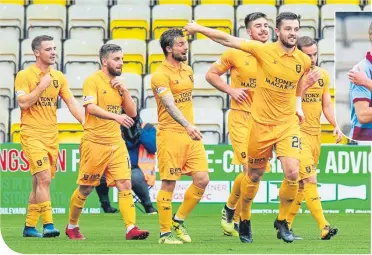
[162,60,187,71]
[30,64,55,77]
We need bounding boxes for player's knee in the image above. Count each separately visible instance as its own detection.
[116,179,131,191]
[35,171,51,188]
[285,169,299,181]
[79,185,94,196]
[249,168,265,182]
[193,172,209,189]
[161,180,176,192]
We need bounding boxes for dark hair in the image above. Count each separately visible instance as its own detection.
[99,44,122,64]
[276,12,301,29]
[244,12,267,29]
[297,36,317,51]
[160,28,185,56]
[31,35,53,51]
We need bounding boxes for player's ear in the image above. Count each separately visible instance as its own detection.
[101,57,108,66]
[34,49,40,57]
[274,27,280,38]
[166,45,172,53]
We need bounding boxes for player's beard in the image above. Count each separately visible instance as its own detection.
[107,65,122,76]
[173,52,187,62]
[279,35,297,49]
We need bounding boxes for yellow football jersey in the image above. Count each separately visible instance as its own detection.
[240,40,311,125]
[213,48,257,112]
[15,64,72,135]
[301,66,330,135]
[82,70,124,144]
[151,61,195,132]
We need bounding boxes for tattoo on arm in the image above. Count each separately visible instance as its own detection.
[160,94,189,128]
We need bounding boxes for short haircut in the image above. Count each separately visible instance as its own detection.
[99,44,122,64]
[31,35,53,51]
[244,12,267,29]
[276,12,301,29]
[160,28,185,56]
[297,36,317,51]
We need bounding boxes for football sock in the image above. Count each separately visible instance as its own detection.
[304,182,328,230]
[233,197,242,223]
[240,174,260,221]
[227,172,244,209]
[157,190,173,233]
[25,203,40,228]
[39,201,53,225]
[278,178,298,221]
[287,188,305,229]
[68,188,87,225]
[118,190,136,228]
[175,183,205,220]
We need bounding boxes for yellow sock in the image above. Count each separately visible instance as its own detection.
[118,190,136,228]
[240,175,260,221]
[25,204,40,227]
[227,172,244,209]
[304,183,328,230]
[175,183,205,220]
[287,189,305,229]
[278,178,299,221]
[69,188,87,225]
[156,190,173,233]
[233,197,242,223]
[39,201,53,225]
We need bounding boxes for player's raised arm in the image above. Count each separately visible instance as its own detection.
[16,71,51,110]
[111,77,137,118]
[184,21,244,51]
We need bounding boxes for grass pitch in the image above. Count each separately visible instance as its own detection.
[1,204,370,254]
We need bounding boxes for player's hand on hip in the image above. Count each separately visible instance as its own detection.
[39,74,52,90]
[348,66,368,86]
[333,126,343,144]
[115,114,134,128]
[186,125,203,140]
[183,20,201,35]
[111,77,128,95]
[229,88,249,104]
[296,108,305,124]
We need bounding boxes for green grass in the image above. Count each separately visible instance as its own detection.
[1,204,370,254]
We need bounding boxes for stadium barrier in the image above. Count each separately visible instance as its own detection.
[0,144,370,215]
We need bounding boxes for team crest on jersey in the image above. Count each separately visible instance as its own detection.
[53,80,58,88]
[318,79,324,87]
[296,64,301,73]
[189,75,194,82]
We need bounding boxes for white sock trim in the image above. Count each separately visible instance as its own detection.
[68,224,78,229]
[126,225,135,234]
